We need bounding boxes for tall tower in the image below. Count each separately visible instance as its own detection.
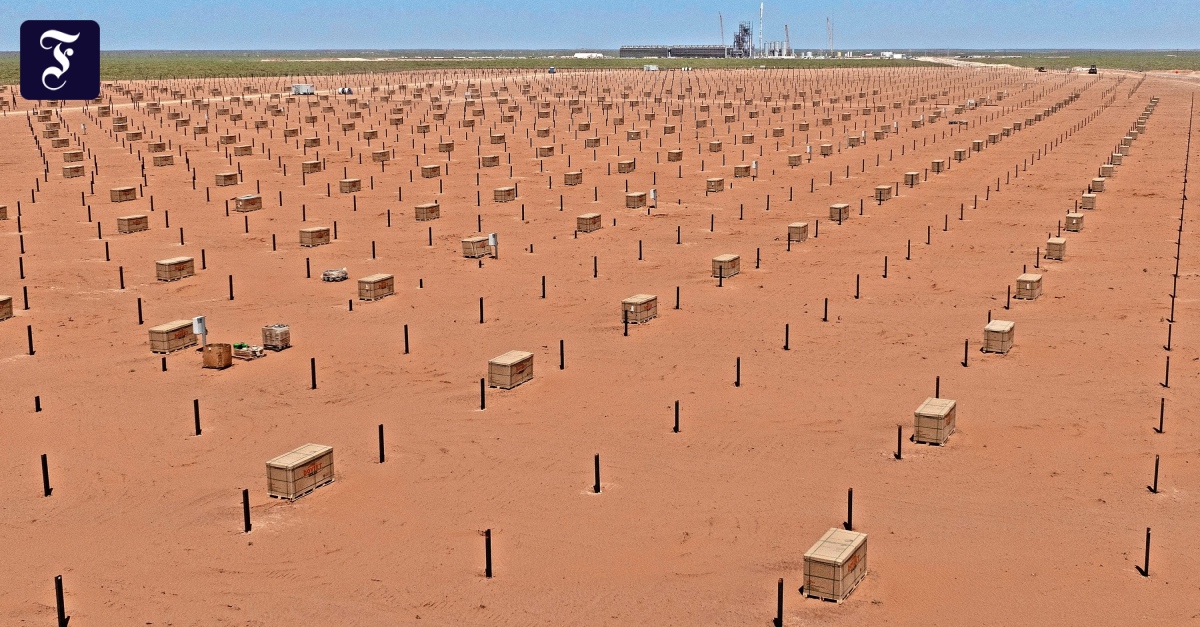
[759,3,764,58]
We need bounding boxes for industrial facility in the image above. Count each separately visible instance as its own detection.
[620,4,800,59]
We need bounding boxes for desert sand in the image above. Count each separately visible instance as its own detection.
[1,66,1196,625]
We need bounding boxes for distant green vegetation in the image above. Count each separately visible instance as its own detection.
[6,49,1196,84]
[963,50,1200,72]
[0,51,937,84]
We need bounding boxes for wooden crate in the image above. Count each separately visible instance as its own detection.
[798,121,810,131]
[62,165,85,178]
[488,351,534,389]
[626,130,641,141]
[233,144,253,157]
[302,161,322,174]
[829,203,850,221]
[63,150,84,163]
[0,295,12,322]
[1091,177,1106,193]
[734,164,751,178]
[847,136,862,147]
[663,124,677,135]
[50,138,69,148]
[537,145,554,158]
[215,172,238,187]
[110,187,137,202]
[340,179,362,193]
[706,177,725,193]
[987,132,1000,144]
[874,185,893,202]
[954,148,967,161]
[341,122,356,132]
[803,528,868,603]
[438,141,455,153]
[788,154,803,167]
[617,159,636,174]
[262,324,291,351]
[625,192,647,208]
[585,137,601,148]
[362,130,378,140]
[1110,153,1123,166]
[148,319,197,354]
[577,213,602,233]
[820,143,834,156]
[1100,164,1114,178]
[494,187,516,203]
[462,236,490,258]
[218,134,237,145]
[576,123,590,132]
[203,343,233,369]
[904,172,920,186]
[415,202,440,221]
[1065,212,1084,232]
[0,205,6,220]
[914,397,956,445]
[983,320,1015,354]
[972,139,984,152]
[300,227,331,247]
[932,159,945,173]
[708,140,723,153]
[372,150,390,163]
[622,294,658,324]
[117,215,149,234]
[235,195,262,212]
[712,254,740,278]
[741,133,755,144]
[266,444,334,500]
[1015,273,1042,300]
[304,137,321,148]
[358,274,395,301]
[152,154,174,167]
[1045,237,1066,260]
[155,257,195,282]
[788,222,809,243]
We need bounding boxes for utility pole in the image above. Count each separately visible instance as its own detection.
[720,12,725,49]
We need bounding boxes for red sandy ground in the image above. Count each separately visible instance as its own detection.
[0,67,1196,626]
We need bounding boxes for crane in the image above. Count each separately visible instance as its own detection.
[826,17,834,57]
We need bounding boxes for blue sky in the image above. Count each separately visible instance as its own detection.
[1,0,1197,51]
